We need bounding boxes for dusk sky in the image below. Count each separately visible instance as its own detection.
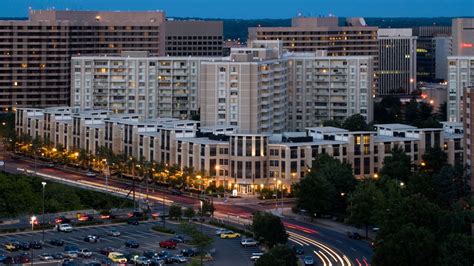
[2,0,474,18]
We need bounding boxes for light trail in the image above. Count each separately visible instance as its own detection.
[314,250,328,266]
[318,250,333,266]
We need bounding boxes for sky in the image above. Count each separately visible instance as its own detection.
[2,0,473,19]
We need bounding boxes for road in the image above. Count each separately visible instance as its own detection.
[0,154,373,265]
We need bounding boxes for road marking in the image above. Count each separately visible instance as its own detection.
[350,247,357,252]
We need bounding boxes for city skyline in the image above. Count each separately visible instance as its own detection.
[3,0,474,18]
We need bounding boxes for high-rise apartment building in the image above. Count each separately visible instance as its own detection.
[452,18,474,56]
[0,9,223,110]
[413,26,451,82]
[199,44,288,134]
[447,56,474,122]
[434,36,453,81]
[164,20,223,56]
[71,52,208,119]
[285,53,373,131]
[377,29,417,95]
[463,86,474,193]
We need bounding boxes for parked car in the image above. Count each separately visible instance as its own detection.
[53,252,64,260]
[99,247,115,256]
[0,254,6,263]
[78,248,92,258]
[14,253,31,264]
[125,240,140,248]
[63,251,78,259]
[4,241,19,252]
[135,256,152,265]
[62,258,77,266]
[241,238,258,247]
[171,254,187,263]
[107,229,121,236]
[346,231,362,240]
[128,211,145,218]
[303,256,315,265]
[143,251,159,259]
[180,249,196,257]
[57,223,73,232]
[220,231,241,239]
[84,235,100,243]
[30,241,42,249]
[49,239,65,246]
[215,228,229,235]
[38,253,54,261]
[150,257,165,266]
[250,252,264,261]
[2,256,14,264]
[108,252,127,263]
[159,240,177,249]
[18,242,31,250]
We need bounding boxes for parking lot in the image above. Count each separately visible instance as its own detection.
[0,219,263,265]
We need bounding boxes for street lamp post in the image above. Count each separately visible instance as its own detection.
[102,159,109,191]
[199,200,203,266]
[41,182,46,243]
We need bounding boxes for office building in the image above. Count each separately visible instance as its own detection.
[0,9,223,110]
[463,86,474,193]
[377,29,417,95]
[16,108,463,194]
[71,52,208,119]
[434,36,453,81]
[413,26,451,82]
[447,56,474,122]
[164,20,223,56]
[285,53,374,131]
[452,18,474,56]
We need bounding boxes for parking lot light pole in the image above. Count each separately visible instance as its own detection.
[41,182,46,242]
[200,200,203,266]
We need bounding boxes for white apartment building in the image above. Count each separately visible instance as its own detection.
[71,52,207,119]
[285,53,374,131]
[447,56,474,122]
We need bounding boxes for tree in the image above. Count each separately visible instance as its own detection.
[374,95,402,124]
[322,119,342,128]
[347,179,384,238]
[379,145,412,182]
[341,114,370,131]
[184,207,195,220]
[421,146,448,174]
[179,223,214,263]
[252,212,287,248]
[168,205,182,220]
[200,199,215,217]
[293,173,335,216]
[256,245,298,266]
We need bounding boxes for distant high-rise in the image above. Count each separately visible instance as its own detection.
[447,56,474,122]
[413,26,451,82]
[462,86,474,194]
[452,18,474,56]
[377,29,417,95]
[0,9,223,110]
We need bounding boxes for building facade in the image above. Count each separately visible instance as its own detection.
[377,29,417,95]
[0,9,223,110]
[447,56,474,122]
[16,108,463,194]
[71,52,207,119]
[463,86,474,193]
[452,18,474,56]
[413,26,452,82]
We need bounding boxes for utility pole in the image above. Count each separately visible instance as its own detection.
[41,182,46,243]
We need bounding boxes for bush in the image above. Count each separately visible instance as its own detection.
[151,225,175,234]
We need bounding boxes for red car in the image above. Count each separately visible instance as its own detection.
[159,240,177,249]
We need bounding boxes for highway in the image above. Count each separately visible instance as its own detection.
[0,155,373,265]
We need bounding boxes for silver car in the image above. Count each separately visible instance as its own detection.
[38,253,54,261]
[241,238,258,247]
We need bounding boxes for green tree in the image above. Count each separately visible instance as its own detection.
[421,146,448,174]
[322,119,342,128]
[184,207,195,220]
[373,95,402,124]
[341,114,370,131]
[252,212,287,248]
[200,199,215,217]
[293,173,335,216]
[168,205,182,220]
[256,245,298,266]
[379,145,412,182]
[179,223,214,263]
[437,233,474,266]
[347,179,384,238]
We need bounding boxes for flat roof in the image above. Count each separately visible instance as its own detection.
[306,127,349,133]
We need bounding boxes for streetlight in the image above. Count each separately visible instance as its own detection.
[199,200,204,266]
[41,182,46,242]
[102,159,109,190]
[277,180,282,213]
[30,216,37,231]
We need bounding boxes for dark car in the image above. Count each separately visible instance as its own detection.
[49,239,65,246]
[62,258,78,266]
[0,254,6,263]
[171,189,182,195]
[127,219,139,225]
[143,251,159,259]
[84,235,100,243]
[53,252,64,260]
[346,231,362,240]
[30,241,42,249]
[18,242,30,250]
[125,240,140,248]
[99,247,115,256]
[55,216,71,224]
[180,248,196,257]
[150,257,165,266]
[14,253,31,264]
[128,211,145,219]
[293,245,304,255]
[3,256,14,264]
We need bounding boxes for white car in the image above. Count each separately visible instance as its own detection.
[241,239,258,247]
[107,229,121,236]
[57,223,73,232]
[38,253,54,261]
[250,252,264,261]
[86,171,96,177]
[78,248,92,258]
[172,255,187,263]
[63,251,78,258]
[215,229,231,235]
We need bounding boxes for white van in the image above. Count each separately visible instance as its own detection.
[57,223,73,232]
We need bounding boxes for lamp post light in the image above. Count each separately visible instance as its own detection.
[30,216,37,231]
[199,200,204,266]
[277,180,282,213]
[41,182,46,242]
[102,159,109,191]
